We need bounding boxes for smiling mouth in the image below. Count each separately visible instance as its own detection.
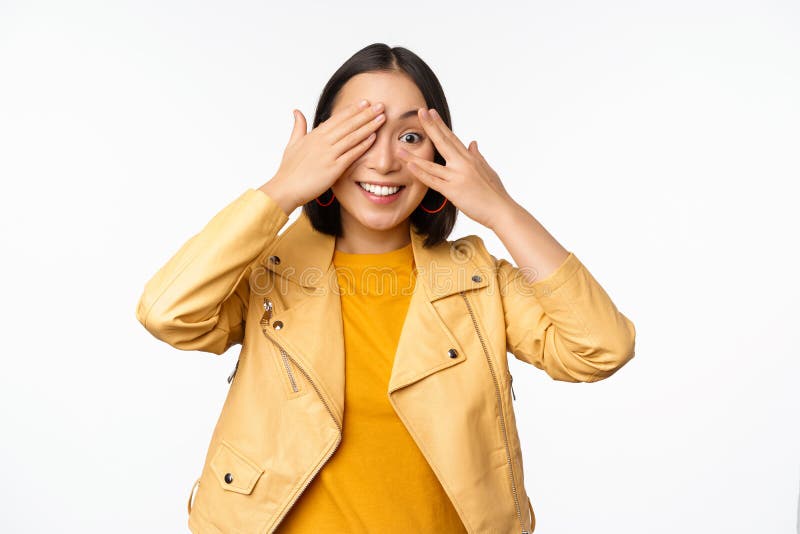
[357,182,407,197]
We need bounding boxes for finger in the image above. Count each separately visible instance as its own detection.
[318,98,372,134]
[288,109,307,145]
[335,131,377,170]
[420,108,470,161]
[398,148,458,182]
[408,160,447,191]
[332,109,385,158]
[469,140,493,171]
[328,101,384,145]
[468,140,482,160]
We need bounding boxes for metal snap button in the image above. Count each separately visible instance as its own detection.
[471,275,482,283]
[269,255,281,265]
[448,348,458,358]
[273,320,283,330]
[224,473,234,484]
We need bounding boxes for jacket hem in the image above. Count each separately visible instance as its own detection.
[188,509,226,534]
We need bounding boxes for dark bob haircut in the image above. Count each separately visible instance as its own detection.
[301,42,458,248]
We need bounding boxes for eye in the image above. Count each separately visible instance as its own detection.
[400,132,424,144]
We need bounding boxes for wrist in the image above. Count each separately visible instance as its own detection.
[258,179,297,217]
[489,198,526,233]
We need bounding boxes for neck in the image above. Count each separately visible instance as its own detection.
[335,213,412,254]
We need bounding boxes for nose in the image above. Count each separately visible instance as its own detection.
[363,127,402,174]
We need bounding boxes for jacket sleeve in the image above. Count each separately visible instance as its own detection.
[495,250,636,382]
[135,188,290,355]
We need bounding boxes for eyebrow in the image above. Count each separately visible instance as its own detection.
[391,108,422,122]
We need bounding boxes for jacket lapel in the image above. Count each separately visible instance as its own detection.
[258,211,490,420]
[388,227,489,393]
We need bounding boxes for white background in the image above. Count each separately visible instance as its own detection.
[1,1,798,532]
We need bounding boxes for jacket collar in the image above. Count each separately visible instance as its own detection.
[259,211,489,301]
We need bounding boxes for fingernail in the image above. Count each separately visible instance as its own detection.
[359,99,369,108]
[430,109,439,119]
[420,108,430,120]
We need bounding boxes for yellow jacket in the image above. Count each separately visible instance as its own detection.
[135,188,636,534]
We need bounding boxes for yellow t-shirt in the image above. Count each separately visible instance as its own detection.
[276,241,467,533]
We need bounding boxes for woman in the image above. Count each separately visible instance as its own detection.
[135,43,636,534]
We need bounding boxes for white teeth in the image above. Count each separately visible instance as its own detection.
[359,182,403,196]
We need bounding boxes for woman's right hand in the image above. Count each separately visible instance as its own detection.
[259,98,386,215]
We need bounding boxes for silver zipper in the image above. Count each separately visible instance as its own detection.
[258,297,343,532]
[262,298,299,392]
[509,371,516,401]
[461,291,528,534]
[226,358,239,384]
[279,346,299,392]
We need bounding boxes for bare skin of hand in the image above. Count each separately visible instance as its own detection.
[395,107,569,284]
[259,98,387,216]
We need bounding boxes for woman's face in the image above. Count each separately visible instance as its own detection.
[329,71,435,233]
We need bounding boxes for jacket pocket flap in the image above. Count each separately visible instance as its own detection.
[210,440,264,495]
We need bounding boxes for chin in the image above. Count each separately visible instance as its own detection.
[354,211,408,231]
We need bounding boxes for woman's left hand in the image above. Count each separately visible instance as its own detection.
[396,107,518,230]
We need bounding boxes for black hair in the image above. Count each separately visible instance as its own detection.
[301,42,458,248]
